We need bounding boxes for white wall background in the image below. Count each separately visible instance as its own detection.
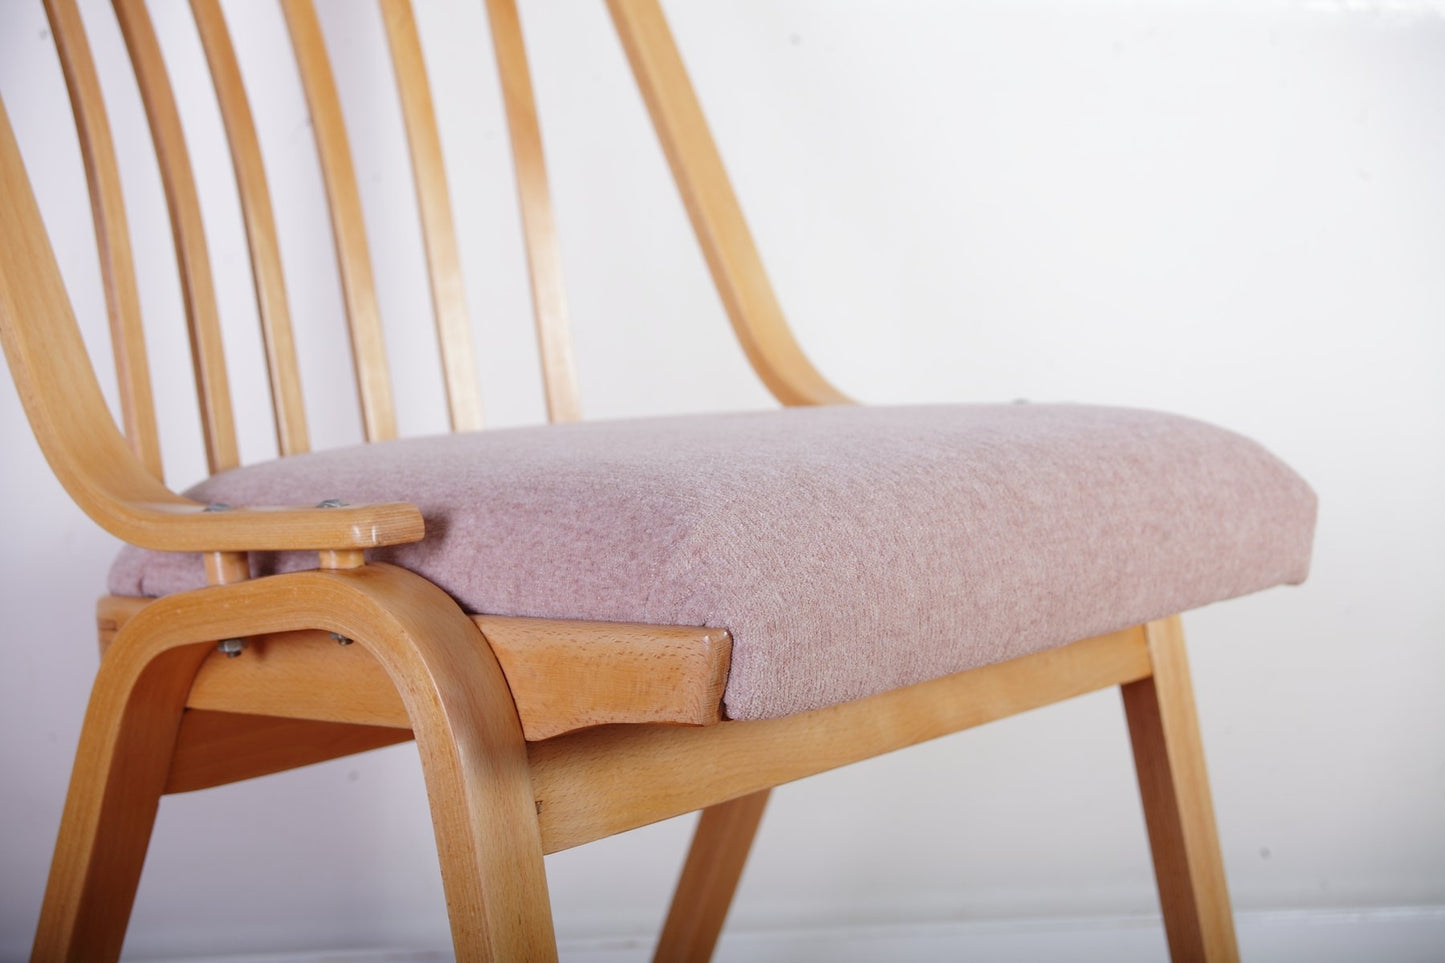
[1,0,1442,958]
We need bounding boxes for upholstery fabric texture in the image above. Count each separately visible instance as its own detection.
[109,404,1317,720]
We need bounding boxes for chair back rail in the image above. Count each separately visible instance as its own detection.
[282,0,399,443]
[190,0,311,456]
[1,0,843,553]
[112,0,240,474]
[483,0,582,423]
[380,0,484,432]
[42,0,165,480]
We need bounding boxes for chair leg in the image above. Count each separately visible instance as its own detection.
[32,642,212,962]
[1121,616,1239,963]
[36,565,557,963]
[653,789,770,963]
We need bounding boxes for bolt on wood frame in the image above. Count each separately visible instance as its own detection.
[0,1,1239,960]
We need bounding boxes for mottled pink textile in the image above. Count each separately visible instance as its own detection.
[109,405,1316,720]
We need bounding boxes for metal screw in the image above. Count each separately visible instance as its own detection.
[203,502,233,513]
[217,638,246,658]
[330,631,353,646]
[315,498,348,509]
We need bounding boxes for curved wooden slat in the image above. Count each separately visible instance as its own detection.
[606,0,851,407]
[44,0,165,480]
[281,0,398,442]
[380,0,484,433]
[2,97,423,554]
[112,0,239,474]
[190,0,310,456]
[484,0,582,423]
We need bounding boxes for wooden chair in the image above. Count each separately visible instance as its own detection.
[0,1,1317,960]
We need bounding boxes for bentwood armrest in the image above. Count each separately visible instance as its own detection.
[110,500,426,553]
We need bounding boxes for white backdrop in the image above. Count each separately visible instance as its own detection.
[1,0,1442,958]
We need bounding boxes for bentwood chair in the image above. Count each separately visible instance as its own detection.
[0,1,1317,960]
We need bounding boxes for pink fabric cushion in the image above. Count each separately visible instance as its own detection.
[109,404,1316,720]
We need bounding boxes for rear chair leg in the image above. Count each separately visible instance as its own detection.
[1121,615,1240,963]
[654,789,770,963]
[32,642,212,963]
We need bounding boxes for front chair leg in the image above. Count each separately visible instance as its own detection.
[32,640,212,962]
[34,565,557,963]
[654,789,770,963]
[1121,615,1239,963]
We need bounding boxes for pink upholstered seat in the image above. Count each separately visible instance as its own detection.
[109,404,1316,720]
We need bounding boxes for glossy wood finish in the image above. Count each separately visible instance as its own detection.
[112,0,240,474]
[381,0,484,432]
[39,564,558,962]
[1123,616,1240,962]
[530,625,1153,854]
[282,0,398,442]
[42,0,164,480]
[655,790,770,963]
[606,0,849,408]
[98,595,731,742]
[484,0,581,422]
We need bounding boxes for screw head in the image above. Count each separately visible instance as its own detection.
[217,638,245,658]
[330,631,354,646]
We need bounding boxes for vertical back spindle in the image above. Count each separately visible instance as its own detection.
[606,0,848,407]
[112,0,240,474]
[380,0,484,433]
[190,0,311,456]
[44,0,165,479]
[281,0,398,442]
[484,0,582,423]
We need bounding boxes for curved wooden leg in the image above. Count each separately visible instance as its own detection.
[1121,616,1239,963]
[654,789,769,963]
[34,564,556,963]
[32,641,211,962]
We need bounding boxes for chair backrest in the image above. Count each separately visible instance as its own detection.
[0,0,845,523]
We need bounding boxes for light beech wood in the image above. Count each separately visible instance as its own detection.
[530,625,1152,854]
[655,790,770,963]
[203,550,250,586]
[484,0,582,423]
[43,0,165,479]
[481,615,730,740]
[282,0,398,443]
[606,0,849,408]
[165,710,414,794]
[6,10,1261,958]
[190,0,310,456]
[98,596,731,741]
[319,548,366,570]
[1123,616,1240,962]
[40,564,557,961]
[112,0,240,474]
[0,96,422,554]
[381,0,484,432]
